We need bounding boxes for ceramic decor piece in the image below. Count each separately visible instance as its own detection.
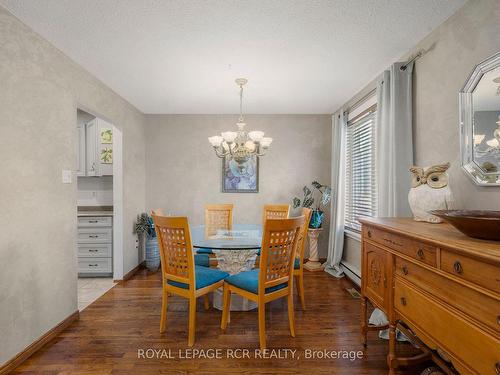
[408,163,453,223]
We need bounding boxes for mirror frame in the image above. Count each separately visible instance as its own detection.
[459,51,500,186]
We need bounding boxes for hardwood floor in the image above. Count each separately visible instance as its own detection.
[13,269,430,374]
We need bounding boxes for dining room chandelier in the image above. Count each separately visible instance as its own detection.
[208,78,272,164]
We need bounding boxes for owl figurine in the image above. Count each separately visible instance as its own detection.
[408,162,453,223]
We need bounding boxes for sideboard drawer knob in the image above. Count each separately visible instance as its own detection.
[402,265,409,275]
[367,230,372,238]
[495,361,500,375]
[453,261,463,274]
[400,297,407,306]
[417,248,425,259]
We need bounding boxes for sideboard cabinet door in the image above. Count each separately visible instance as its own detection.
[362,242,389,311]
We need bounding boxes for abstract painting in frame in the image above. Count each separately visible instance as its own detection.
[222,155,259,193]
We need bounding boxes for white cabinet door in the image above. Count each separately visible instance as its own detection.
[76,124,86,176]
[85,119,99,176]
[97,119,113,176]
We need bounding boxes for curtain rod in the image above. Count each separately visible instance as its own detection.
[400,49,425,71]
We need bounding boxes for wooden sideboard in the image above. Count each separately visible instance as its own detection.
[359,217,500,375]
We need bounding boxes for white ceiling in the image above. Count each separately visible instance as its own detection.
[1,0,466,114]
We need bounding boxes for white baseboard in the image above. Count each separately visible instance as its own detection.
[341,261,361,287]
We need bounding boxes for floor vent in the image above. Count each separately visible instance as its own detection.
[346,287,361,299]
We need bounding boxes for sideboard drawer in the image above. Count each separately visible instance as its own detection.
[77,228,112,243]
[77,244,112,258]
[441,250,500,294]
[395,257,500,334]
[78,216,112,227]
[78,257,112,273]
[363,225,437,267]
[395,279,500,375]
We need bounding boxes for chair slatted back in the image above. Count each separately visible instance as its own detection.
[204,204,233,237]
[259,216,305,291]
[294,208,312,261]
[262,204,290,225]
[152,215,195,286]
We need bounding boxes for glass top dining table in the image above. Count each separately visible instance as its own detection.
[191,224,262,311]
[191,224,262,250]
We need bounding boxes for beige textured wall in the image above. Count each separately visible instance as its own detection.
[0,6,146,365]
[411,0,500,209]
[339,0,500,275]
[145,114,332,257]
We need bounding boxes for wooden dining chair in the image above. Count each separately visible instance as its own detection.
[221,216,305,349]
[204,204,233,237]
[152,214,229,346]
[293,207,312,310]
[151,209,209,267]
[262,204,290,225]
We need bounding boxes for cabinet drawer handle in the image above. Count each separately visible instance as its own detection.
[383,238,403,247]
[88,249,99,252]
[497,315,500,325]
[400,297,407,306]
[89,235,99,238]
[453,261,463,274]
[89,264,98,267]
[402,265,409,275]
[417,248,425,259]
[88,220,99,223]
[367,230,372,238]
[495,361,500,375]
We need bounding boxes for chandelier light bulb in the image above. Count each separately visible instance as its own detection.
[245,140,256,151]
[248,131,265,142]
[221,131,237,143]
[208,135,223,147]
[260,137,273,148]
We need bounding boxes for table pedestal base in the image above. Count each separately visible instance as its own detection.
[303,260,325,272]
[212,249,258,311]
[213,288,257,311]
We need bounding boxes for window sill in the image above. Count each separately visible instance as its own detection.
[344,229,361,242]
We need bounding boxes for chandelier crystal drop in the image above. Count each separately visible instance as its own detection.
[208,78,272,165]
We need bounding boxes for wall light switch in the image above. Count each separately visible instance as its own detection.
[62,169,72,184]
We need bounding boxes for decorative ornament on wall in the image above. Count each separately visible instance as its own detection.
[222,154,258,193]
[408,162,453,223]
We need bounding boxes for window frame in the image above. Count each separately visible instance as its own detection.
[344,101,378,233]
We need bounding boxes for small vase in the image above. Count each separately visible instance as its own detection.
[309,210,324,229]
[145,236,160,272]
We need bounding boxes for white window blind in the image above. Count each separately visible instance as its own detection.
[344,104,377,232]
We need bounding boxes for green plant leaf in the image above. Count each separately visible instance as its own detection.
[321,187,332,206]
[292,197,301,209]
[311,181,322,189]
[303,186,312,196]
[303,196,314,208]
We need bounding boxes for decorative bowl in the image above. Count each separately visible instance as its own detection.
[430,210,500,241]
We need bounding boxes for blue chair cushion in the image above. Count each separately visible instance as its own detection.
[225,269,287,294]
[167,266,228,290]
[196,248,213,254]
[194,254,210,267]
[294,258,300,269]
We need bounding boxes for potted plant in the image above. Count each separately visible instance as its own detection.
[134,213,160,272]
[293,181,332,228]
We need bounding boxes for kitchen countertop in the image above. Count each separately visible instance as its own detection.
[77,206,114,217]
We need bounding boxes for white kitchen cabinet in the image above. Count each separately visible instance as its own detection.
[80,118,113,177]
[76,124,86,176]
[77,215,113,276]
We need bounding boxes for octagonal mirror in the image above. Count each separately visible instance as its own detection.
[460,51,500,185]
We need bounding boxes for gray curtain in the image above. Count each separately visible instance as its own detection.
[324,111,346,278]
[376,62,414,216]
[372,61,414,340]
